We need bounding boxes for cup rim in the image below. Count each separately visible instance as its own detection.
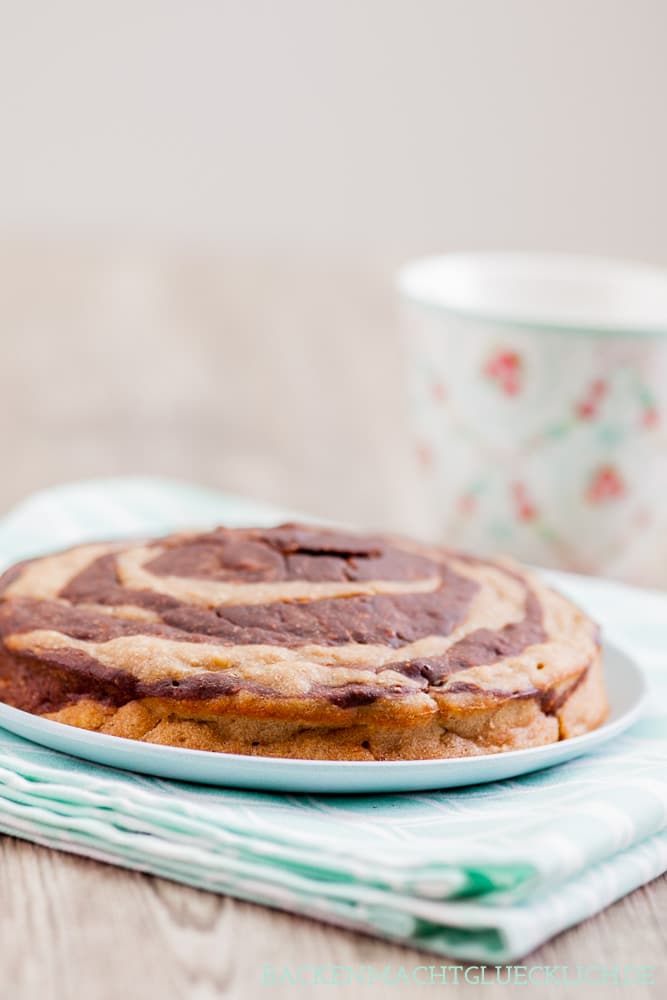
[397,252,667,338]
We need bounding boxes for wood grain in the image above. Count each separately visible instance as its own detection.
[0,838,664,1000]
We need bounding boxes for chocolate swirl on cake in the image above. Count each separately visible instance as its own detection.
[0,524,606,759]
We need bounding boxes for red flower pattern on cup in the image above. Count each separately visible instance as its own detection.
[586,464,626,504]
[432,380,447,404]
[575,378,607,420]
[642,405,659,428]
[415,441,434,470]
[458,493,476,516]
[484,350,522,396]
[511,481,538,522]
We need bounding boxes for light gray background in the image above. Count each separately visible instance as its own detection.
[1,0,666,563]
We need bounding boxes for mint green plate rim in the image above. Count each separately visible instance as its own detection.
[0,641,646,794]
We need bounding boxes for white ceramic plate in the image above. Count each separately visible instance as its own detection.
[0,641,645,793]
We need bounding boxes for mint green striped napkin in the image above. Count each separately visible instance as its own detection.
[0,477,664,962]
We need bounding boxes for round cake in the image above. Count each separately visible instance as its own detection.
[0,523,607,760]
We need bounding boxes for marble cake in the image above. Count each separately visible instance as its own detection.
[0,524,607,759]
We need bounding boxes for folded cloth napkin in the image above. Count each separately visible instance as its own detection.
[0,477,664,962]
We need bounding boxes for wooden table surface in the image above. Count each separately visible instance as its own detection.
[1,839,664,999]
[0,242,664,997]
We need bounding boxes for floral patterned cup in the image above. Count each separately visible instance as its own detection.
[399,254,667,586]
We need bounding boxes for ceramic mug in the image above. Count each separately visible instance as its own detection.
[398,253,667,586]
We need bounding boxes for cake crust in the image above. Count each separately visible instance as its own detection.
[0,523,607,760]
